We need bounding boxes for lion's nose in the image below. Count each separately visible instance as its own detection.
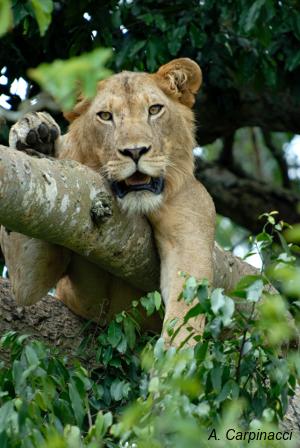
[118,146,151,162]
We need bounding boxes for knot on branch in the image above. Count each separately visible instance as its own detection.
[90,192,113,225]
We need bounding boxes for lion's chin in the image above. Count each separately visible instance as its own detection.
[117,190,164,215]
[111,172,164,199]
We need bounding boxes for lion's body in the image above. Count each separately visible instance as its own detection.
[1,59,216,343]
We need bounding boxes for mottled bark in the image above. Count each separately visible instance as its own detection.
[0,279,98,364]
[195,158,300,233]
[0,145,159,291]
[0,145,262,293]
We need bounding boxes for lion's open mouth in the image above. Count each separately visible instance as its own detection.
[111,172,164,199]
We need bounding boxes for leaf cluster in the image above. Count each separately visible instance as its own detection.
[0,215,300,447]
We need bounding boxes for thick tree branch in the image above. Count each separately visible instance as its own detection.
[0,146,261,294]
[196,89,300,145]
[0,146,159,291]
[195,158,300,233]
[0,279,89,362]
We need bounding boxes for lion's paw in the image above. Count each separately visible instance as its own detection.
[9,112,61,157]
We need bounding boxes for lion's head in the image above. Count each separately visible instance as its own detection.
[64,58,202,214]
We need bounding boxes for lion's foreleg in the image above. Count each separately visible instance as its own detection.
[0,112,70,306]
[150,179,216,346]
[0,229,70,305]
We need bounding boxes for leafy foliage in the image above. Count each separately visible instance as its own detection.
[0,216,299,447]
[29,48,112,109]
[1,1,300,105]
[0,3,300,444]
[1,0,53,37]
[0,0,13,37]
[0,0,299,235]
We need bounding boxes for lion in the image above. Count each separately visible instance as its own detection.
[1,58,216,345]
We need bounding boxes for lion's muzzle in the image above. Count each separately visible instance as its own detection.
[111,172,164,198]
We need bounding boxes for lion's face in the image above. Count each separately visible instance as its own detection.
[65,58,202,214]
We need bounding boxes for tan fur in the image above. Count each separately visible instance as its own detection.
[1,58,215,345]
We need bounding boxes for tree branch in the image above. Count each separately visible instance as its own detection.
[0,146,261,294]
[0,93,60,123]
[195,158,300,233]
[196,89,300,145]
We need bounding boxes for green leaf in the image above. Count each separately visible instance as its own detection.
[94,411,113,438]
[246,279,264,302]
[209,316,222,338]
[220,296,234,325]
[189,23,206,48]
[149,377,159,393]
[211,365,222,393]
[183,304,202,323]
[146,39,158,72]
[24,344,40,366]
[28,48,112,110]
[285,224,300,243]
[154,291,162,310]
[123,318,136,350]
[116,334,127,354]
[168,25,186,55]
[286,50,300,72]
[64,425,82,448]
[107,321,122,348]
[68,380,85,426]
[140,294,155,316]
[129,40,146,58]
[231,275,263,298]
[154,337,165,359]
[194,341,208,362]
[0,431,9,448]
[30,0,53,36]
[216,380,232,403]
[197,281,209,304]
[110,379,129,401]
[0,0,12,37]
[182,276,197,303]
[154,14,167,32]
[211,289,225,314]
[0,402,16,428]
[243,0,266,32]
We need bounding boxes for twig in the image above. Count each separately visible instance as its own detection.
[0,93,60,123]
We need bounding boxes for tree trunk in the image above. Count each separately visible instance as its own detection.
[0,145,262,293]
[0,279,90,363]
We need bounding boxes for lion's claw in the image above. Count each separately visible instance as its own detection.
[9,112,61,157]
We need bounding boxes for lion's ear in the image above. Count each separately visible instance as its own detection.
[155,58,202,108]
[63,97,91,122]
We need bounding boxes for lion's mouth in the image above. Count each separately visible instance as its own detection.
[111,172,164,198]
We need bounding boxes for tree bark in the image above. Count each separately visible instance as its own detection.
[0,145,262,294]
[0,145,159,291]
[195,158,300,233]
[0,279,90,363]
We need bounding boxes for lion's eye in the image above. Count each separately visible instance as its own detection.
[149,104,163,116]
[97,111,113,121]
